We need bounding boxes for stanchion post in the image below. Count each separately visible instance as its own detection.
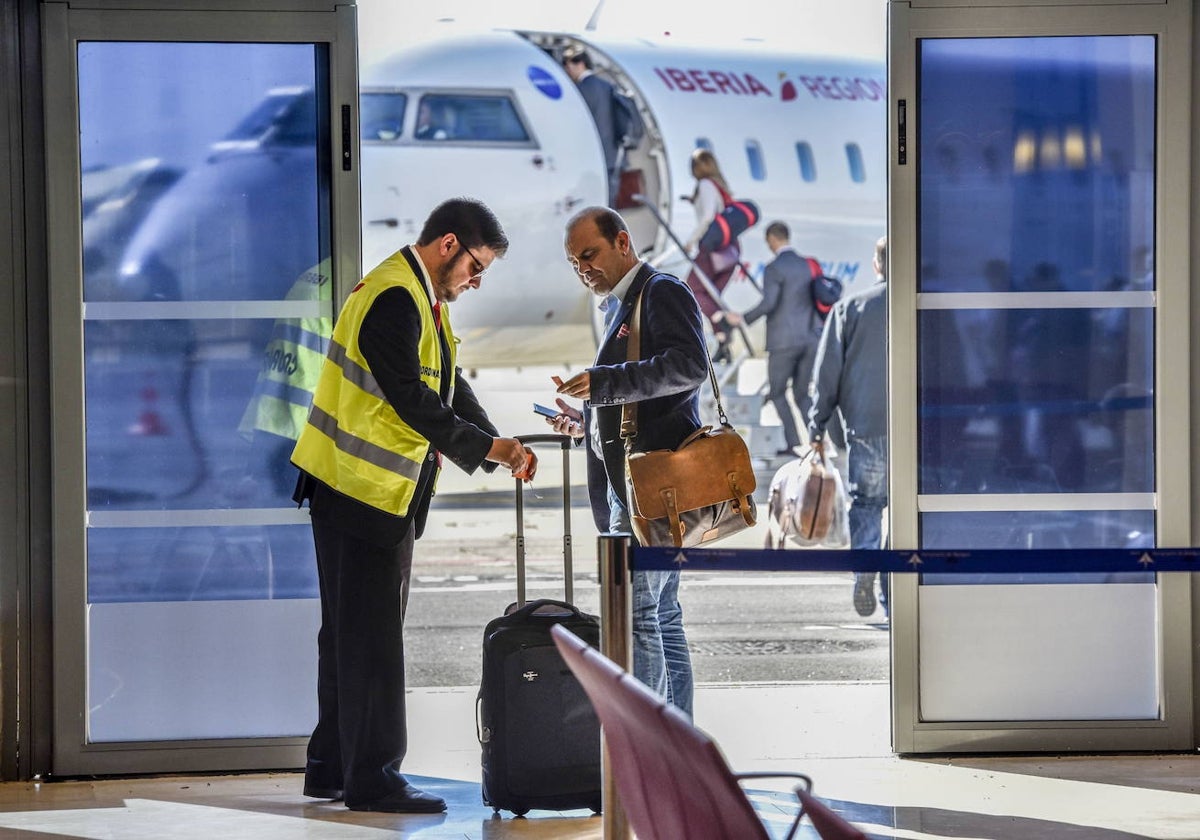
[598,534,633,840]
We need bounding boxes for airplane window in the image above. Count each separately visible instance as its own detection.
[745,140,766,181]
[795,142,817,182]
[695,137,713,151]
[416,93,530,143]
[360,92,407,142]
[846,142,866,182]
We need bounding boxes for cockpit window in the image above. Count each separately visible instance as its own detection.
[414,93,530,143]
[361,92,407,141]
[224,87,316,146]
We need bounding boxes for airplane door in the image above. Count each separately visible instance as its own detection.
[43,2,358,774]
[888,0,1194,752]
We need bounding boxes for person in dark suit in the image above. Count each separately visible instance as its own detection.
[290,198,536,813]
[563,46,623,206]
[548,205,708,717]
[725,221,823,456]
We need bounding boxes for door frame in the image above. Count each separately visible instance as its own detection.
[43,0,360,775]
[887,0,1194,753]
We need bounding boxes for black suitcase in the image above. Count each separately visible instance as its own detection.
[478,434,603,816]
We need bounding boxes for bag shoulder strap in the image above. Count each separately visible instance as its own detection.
[620,275,729,450]
[711,179,734,208]
[805,256,822,278]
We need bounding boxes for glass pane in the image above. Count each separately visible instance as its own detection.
[416,93,530,143]
[84,316,328,511]
[360,91,406,141]
[918,308,1154,494]
[88,526,317,603]
[80,42,324,304]
[918,36,1155,294]
[78,41,331,741]
[920,510,1154,584]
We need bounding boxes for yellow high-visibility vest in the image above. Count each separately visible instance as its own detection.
[238,259,333,440]
[291,251,455,516]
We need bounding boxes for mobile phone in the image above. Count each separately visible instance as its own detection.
[533,402,559,418]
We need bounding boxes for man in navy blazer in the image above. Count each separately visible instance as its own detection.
[725,221,823,455]
[549,206,708,716]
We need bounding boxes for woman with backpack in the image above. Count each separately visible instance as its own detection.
[682,149,742,363]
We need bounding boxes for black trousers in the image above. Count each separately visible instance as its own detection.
[305,515,414,805]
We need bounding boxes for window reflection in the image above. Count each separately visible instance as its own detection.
[919,308,1153,495]
[917,35,1156,551]
[78,42,330,606]
[88,526,317,603]
[85,316,326,511]
[918,36,1155,294]
[79,43,325,304]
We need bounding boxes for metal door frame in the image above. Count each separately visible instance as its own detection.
[887,0,1194,753]
[43,0,360,775]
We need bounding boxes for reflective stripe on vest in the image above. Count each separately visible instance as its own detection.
[238,260,333,441]
[291,251,455,517]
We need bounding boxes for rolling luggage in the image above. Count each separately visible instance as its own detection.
[478,434,603,816]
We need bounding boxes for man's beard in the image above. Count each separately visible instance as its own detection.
[434,249,468,302]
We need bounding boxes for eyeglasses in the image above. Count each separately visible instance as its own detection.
[456,235,488,280]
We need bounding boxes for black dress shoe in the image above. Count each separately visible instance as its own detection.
[346,783,447,813]
[303,783,344,801]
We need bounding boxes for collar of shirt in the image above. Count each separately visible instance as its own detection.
[598,260,643,316]
[407,245,439,313]
[776,245,797,257]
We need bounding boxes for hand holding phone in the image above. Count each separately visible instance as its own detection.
[533,403,559,418]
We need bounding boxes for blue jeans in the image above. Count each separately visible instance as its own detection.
[608,486,694,717]
[848,435,889,610]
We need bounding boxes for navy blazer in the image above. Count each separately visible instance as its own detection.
[742,249,823,351]
[583,264,709,532]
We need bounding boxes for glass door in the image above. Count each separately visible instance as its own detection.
[888,0,1193,752]
[45,4,359,774]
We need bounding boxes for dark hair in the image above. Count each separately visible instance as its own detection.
[567,205,629,245]
[562,46,593,70]
[765,221,789,242]
[417,197,509,257]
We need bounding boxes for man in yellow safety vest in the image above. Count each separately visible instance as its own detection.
[291,198,535,814]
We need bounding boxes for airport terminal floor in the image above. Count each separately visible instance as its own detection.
[2,682,1198,839]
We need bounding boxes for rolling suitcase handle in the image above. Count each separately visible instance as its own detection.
[514,434,575,608]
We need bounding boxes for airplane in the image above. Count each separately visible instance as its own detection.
[358,28,886,367]
[111,27,886,369]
